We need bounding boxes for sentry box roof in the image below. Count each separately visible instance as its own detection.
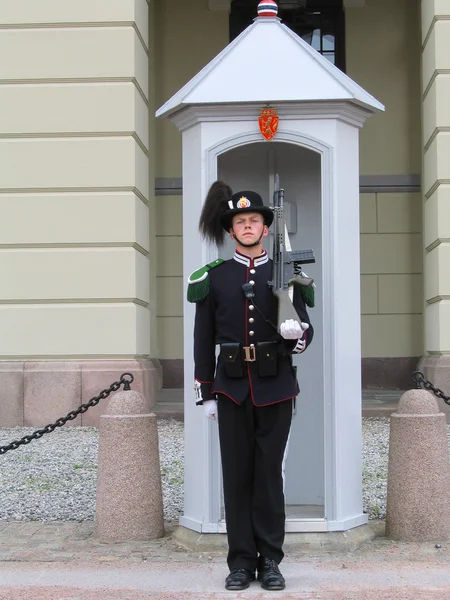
[156,4,384,119]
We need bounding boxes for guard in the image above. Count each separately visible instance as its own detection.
[188,180,314,591]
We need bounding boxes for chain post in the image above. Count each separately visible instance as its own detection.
[0,372,134,455]
[412,371,423,390]
[411,371,450,406]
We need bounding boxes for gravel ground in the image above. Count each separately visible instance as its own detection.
[0,417,449,523]
[361,418,391,520]
[0,420,184,523]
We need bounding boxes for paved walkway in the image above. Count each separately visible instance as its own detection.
[0,520,449,599]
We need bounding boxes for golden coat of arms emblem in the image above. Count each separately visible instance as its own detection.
[258,107,279,141]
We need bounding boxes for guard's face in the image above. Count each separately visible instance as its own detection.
[230,212,268,245]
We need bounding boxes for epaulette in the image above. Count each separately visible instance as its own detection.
[187,258,225,303]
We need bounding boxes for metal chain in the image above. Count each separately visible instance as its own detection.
[412,371,450,406]
[0,372,134,455]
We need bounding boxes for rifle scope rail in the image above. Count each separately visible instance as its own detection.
[288,249,316,264]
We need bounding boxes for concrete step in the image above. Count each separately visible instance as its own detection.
[154,388,405,420]
[362,389,404,417]
[153,388,184,420]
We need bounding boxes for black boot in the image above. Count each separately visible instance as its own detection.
[225,568,255,590]
[257,557,286,591]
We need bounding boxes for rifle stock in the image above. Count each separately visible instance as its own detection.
[273,288,306,327]
[269,174,315,332]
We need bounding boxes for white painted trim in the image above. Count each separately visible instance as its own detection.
[179,516,225,534]
[155,17,383,119]
[170,102,373,133]
[179,516,226,535]
[215,521,228,534]
[326,513,368,531]
[318,137,336,526]
[285,519,329,533]
[206,129,330,163]
[204,128,336,530]
[180,115,365,534]
[179,515,203,533]
[181,513,367,534]
[285,513,367,533]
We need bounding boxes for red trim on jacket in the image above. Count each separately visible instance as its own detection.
[211,389,240,405]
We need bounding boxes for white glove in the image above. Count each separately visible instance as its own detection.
[280,319,309,340]
[203,399,218,422]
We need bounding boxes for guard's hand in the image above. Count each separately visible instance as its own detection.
[203,399,218,422]
[280,319,309,340]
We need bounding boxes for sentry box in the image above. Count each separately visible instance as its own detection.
[156,2,383,535]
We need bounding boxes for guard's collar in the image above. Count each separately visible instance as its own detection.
[233,249,268,268]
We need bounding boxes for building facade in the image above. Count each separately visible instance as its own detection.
[0,0,448,426]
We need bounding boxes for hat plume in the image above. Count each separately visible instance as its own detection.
[198,180,233,246]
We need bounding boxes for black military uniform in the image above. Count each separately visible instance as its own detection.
[194,250,313,405]
[189,183,314,591]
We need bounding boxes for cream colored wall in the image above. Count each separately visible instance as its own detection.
[155,194,183,359]
[348,0,423,358]
[148,0,158,359]
[154,0,228,360]
[421,0,450,355]
[346,0,422,175]
[0,0,151,358]
[154,0,423,361]
[360,192,423,357]
[154,0,229,177]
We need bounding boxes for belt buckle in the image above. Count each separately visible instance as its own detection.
[244,346,256,362]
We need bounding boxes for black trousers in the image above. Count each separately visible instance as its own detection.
[217,394,293,572]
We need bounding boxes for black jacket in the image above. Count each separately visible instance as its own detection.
[193,250,313,407]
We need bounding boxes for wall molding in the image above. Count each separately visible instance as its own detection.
[162,356,416,390]
[155,177,182,196]
[155,175,421,196]
[359,174,420,193]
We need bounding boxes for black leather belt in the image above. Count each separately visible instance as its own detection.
[220,341,280,378]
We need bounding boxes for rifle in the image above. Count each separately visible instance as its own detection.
[268,175,316,332]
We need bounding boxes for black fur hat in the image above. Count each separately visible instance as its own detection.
[198,181,273,246]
